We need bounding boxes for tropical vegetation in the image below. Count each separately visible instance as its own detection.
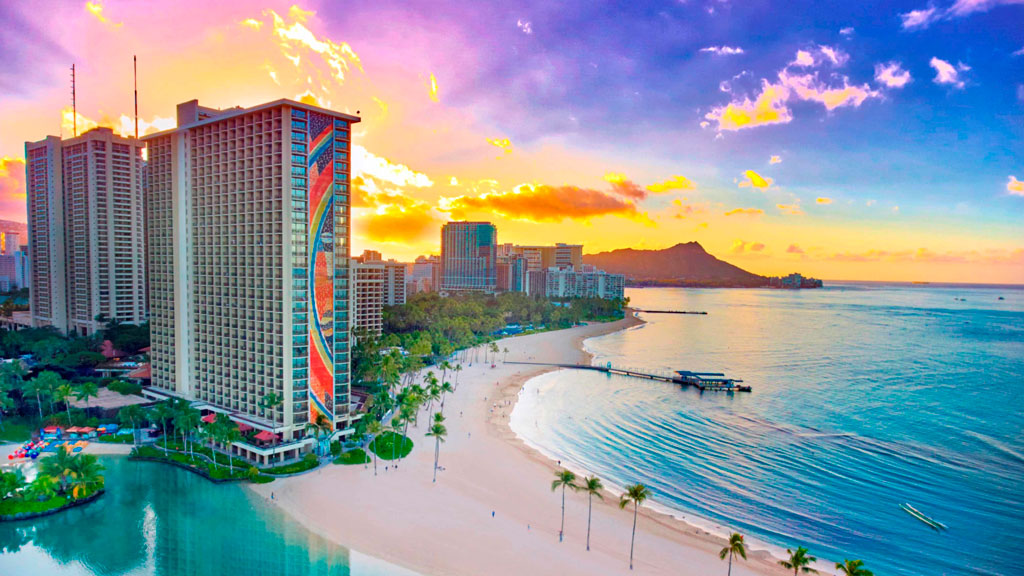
[0,450,105,518]
[779,546,818,575]
[720,532,747,576]
[619,483,650,570]
[551,468,578,543]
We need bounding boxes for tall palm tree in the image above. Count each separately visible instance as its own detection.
[398,403,417,461]
[502,347,509,363]
[220,422,242,473]
[438,381,454,414]
[453,364,462,387]
[304,412,333,457]
[39,448,76,493]
[582,475,604,551]
[26,371,61,421]
[199,423,220,470]
[425,382,441,425]
[366,419,383,476]
[835,559,873,576]
[174,405,202,460]
[151,402,175,454]
[551,469,578,542]
[426,421,447,483]
[389,415,404,461]
[719,533,747,576]
[439,359,451,385]
[54,383,75,426]
[118,404,144,448]
[779,547,818,575]
[73,381,100,414]
[618,483,650,571]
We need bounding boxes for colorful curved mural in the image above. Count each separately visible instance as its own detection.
[308,111,335,429]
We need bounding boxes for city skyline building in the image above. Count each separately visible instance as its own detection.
[25,127,147,335]
[143,99,359,462]
[350,257,384,338]
[440,221,497,293]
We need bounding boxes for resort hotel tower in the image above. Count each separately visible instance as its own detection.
[25,128,148,336]
[143,99,358,463]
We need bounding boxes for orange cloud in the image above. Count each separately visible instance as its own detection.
[779,70,878,111]
[442,183,646,223]
[670,198,707,219]
[0,157,26,221]
[353,145,433,188]
[647,175,696,193]
[360,204,439,244]
[776,203,804,215]
[604,173,647,200]
[739,170,773,189]
[428,73,439,102]
[769,155,782,164]
[724,207,764,216]
[730,239,766,254]
[826,248,1024,265]
[705,80,792,131]
[60,107,174,139]
[816,197,833,204]
[787,244,805,254]
[1007,176,1024,196]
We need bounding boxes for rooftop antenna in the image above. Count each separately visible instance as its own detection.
[133,55,138,139]
[71,63,77,137]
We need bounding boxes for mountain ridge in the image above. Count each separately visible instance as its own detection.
[583,242,767,287]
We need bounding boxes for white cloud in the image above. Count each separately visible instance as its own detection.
[1013,46,1024,56]
[900,7,941,29]
[517,19,532,35]
[930,57,969,88]
[701,46,745,56]
[769,155,782,164]
[819,45,848,66]
[874,61,912,88]
[948,0,1024,16]
[839,27,855,36]
[792,50,816,67]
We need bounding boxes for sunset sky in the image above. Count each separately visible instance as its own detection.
[1,0,1022,283]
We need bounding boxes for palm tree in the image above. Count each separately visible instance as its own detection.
[304,412,333,457]
[66,453,104,498]
[398,403,417,461]
[489,342,499,364]
[582,475,604,551]
[426,421,447,483]
[26,371,61,421]
[222,424,242,474]
[25,474,58,502]
[118,404,144,448]
[720,533,747,576]
[366,419,383,476]
[54,383,75,426]
[0,361,26,431]
[618,483,650,570]
[779,547,818,575]
[453,364,462,387]
[835,559,873,576]
[438,381,454,414]
[0,468,26,499]
[39,448,76,493]
[425,382,441,425]
[259,392,283,421]
[174,404,202,460]
[73,381,100,414]
[199,423,220,470]
[151,402,175,454]
[439,359,452,385]
[503,347,509,363]
[389,415,404,461]
[551,469,578,542]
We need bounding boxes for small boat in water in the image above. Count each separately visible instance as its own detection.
[900,503,947,531]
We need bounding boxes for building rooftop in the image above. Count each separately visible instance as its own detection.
[142,98,361,140]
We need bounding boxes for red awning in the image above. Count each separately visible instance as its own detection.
[66,427,81,433]
[43,426,59,433]
[201,414,217,424]
[254,430,276,442]
[235,422,253,433]
[79,427,96,433]
[127,363,151,379]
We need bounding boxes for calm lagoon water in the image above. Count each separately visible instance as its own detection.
[0,457,417,576]
[511,283,1024,576]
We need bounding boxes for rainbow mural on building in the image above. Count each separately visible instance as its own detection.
[308,112,335,429]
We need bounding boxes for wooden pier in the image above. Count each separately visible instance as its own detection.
[506,362,751,392]
[632,309,708,315]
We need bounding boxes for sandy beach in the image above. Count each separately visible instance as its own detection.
[249,316,803,576]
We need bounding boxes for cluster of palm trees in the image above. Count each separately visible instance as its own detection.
[548,469,650,569]
[0,362,104,427]
[0,450,105,511]
[548,470,875,575]
[719,532,874,576]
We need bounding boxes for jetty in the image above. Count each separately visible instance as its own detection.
[506,362,751,392]
[633,309,708,315]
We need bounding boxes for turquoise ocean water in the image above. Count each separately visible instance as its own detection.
[0,457,417,575]
[510,283,1024,576]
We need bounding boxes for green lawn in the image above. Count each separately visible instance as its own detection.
[96,434,136,444]
[0,494,70,516]
[334,448,371,465]
[0,417,38,444]
[261,456,319,475]
[368,431,413,461]
[131,445,250,481]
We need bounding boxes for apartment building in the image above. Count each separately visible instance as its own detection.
[143,99,358,462]
[25,128,147,335]
[350,258,384,338]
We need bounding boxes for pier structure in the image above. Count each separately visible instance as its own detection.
[506,362,751,392]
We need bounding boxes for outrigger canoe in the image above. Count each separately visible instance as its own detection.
[900,503,947,531]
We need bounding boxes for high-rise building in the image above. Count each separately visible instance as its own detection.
[554,243,583,270]
[25,128,147,335]
[440,221,497,292]
[382,259,407,306]
[144,99,358,462]
[350,258,384,338]
[496,255,527,292]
